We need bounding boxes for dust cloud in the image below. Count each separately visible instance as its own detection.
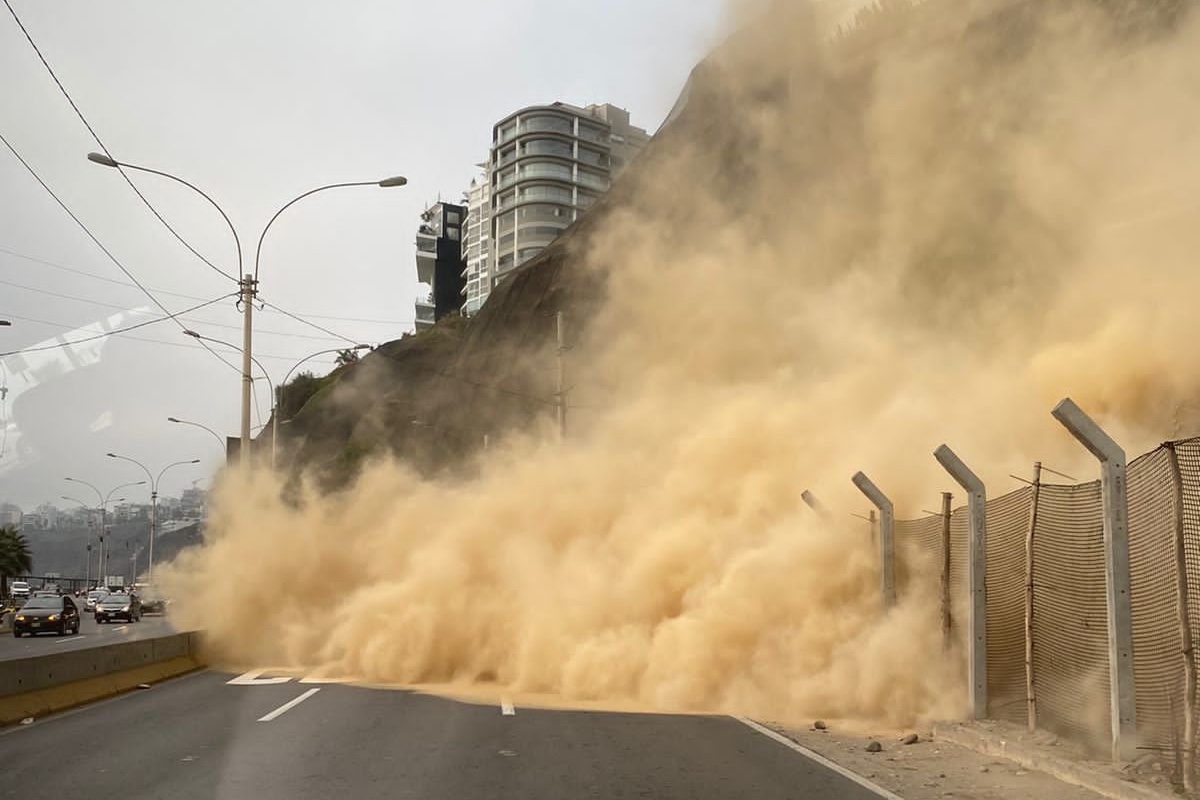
[162,0,1200,728]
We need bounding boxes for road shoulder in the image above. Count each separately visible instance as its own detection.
[757,719,1117,800]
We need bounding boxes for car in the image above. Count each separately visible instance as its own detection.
[139,587,168,615]
[31,590,59,599]
[13,595,81,637]
[84,590,108,611]
[10,581,30,600]
[95,592,141,623]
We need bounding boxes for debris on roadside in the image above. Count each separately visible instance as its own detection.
[866,740,883,753]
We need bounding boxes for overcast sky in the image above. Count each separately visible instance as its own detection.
[0,0,727,510]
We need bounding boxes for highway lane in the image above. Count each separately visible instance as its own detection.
[1,670,895,799]
[0,612,175,661]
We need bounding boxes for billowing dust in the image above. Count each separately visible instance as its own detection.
[162,0,1200,728]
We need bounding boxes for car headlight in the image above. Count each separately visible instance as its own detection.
[48,614,59,622]
[15,615,24,622]
[122,606,130,612]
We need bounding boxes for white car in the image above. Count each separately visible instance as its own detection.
[85,590,108,611]
[10,581,30,600]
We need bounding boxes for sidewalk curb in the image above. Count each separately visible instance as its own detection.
[934,723,1173,800]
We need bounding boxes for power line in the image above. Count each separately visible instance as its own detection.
[0,276,345,341]
[259,297,361,346]
[0,130,239,374]
[1,244,418,326]
[0,245,211,301]
[0,294,234,357]
[2,0,237,284]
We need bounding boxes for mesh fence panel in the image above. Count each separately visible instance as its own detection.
[985,486,1032,724]
[949,505,969,651]
[1032,480,1109,746]
[1126,447,1184,750]
[1173,438,1200,748]
[894,514,942,601]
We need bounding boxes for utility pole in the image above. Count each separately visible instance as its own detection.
[240,274,256,468]
[556,311,566,439]
[149,487,158,583]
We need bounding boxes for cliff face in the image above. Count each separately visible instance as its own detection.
[269,0,1198,490]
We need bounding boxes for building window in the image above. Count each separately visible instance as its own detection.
[446,227,460,241]
[446,211,461,225]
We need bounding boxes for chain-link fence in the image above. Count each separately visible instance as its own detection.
[889,436,1200,767]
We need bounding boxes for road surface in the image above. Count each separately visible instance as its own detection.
[0,612,174,661]
[1,669,895,799]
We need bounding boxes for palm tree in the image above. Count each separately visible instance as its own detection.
[0,526,32,600]
[334,348,361,367]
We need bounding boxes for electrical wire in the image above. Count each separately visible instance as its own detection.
[0,294,234,357]
[258,297,361,345]
[0,276,346,342]
[0,245,211,302]
[1,245,417,325]
[2,0,237,284]
[0,131,240,374]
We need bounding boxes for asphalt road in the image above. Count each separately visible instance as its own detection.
[1,670,895,799]
[0,611,174,661]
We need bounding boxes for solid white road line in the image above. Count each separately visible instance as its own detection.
[501,697,515,716]
[258,688,321,722]
[54,635,87,645]
[736,718,907,800]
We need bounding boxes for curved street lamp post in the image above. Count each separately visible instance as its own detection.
[182,330,277,467]
[65,478,144,586]
[167,416,227,453]
[86,152,406,469]
[274,345,371,466]
[107,454,200,584]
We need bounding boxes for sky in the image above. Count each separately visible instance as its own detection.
[0,0,727,510]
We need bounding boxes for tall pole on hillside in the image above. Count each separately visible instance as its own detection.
[556,311,566,439]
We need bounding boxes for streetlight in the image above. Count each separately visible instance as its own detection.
[182,330,278,467]
[167,416,227,453]
[274,344,372,465]
[87,152,406,469]
[61,495,96,585]
[106,454,200,584]
[67,478,145,586]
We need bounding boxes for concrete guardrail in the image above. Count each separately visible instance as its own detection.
[0,631,205,724]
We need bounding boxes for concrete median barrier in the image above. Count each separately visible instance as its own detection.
[0,631,205,725]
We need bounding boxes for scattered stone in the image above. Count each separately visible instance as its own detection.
[1152,762,1164,772]
[498,750,517,758]
[979,766,990,774]
[1151,776,1164,785]
[813,720,827,730]
[180,756,195,763]
[19,717,33,725]
[866,740,883,753]
[1014,770,1028,777]
[137,683,152,689]
[900,733,920,745]
[938,773,946,779]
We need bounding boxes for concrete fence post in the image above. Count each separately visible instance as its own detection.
[1051,397,1137,763]
[934,444,988,720]
[801,490,831,521]
[852,472,895,609]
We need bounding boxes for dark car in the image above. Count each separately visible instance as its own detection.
[95,592,141,623]
[13,595,81,637]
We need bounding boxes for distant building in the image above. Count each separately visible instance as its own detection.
[34,503,59,529]
[0,502,20,528]
[461,169,492,316]
[180,487,207,518]
[460,102,649,313]
[414,201,468,331]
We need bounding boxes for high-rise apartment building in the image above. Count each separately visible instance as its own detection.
[461,169,491,316]
[414,201,468,331]
[459,102,649,313]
